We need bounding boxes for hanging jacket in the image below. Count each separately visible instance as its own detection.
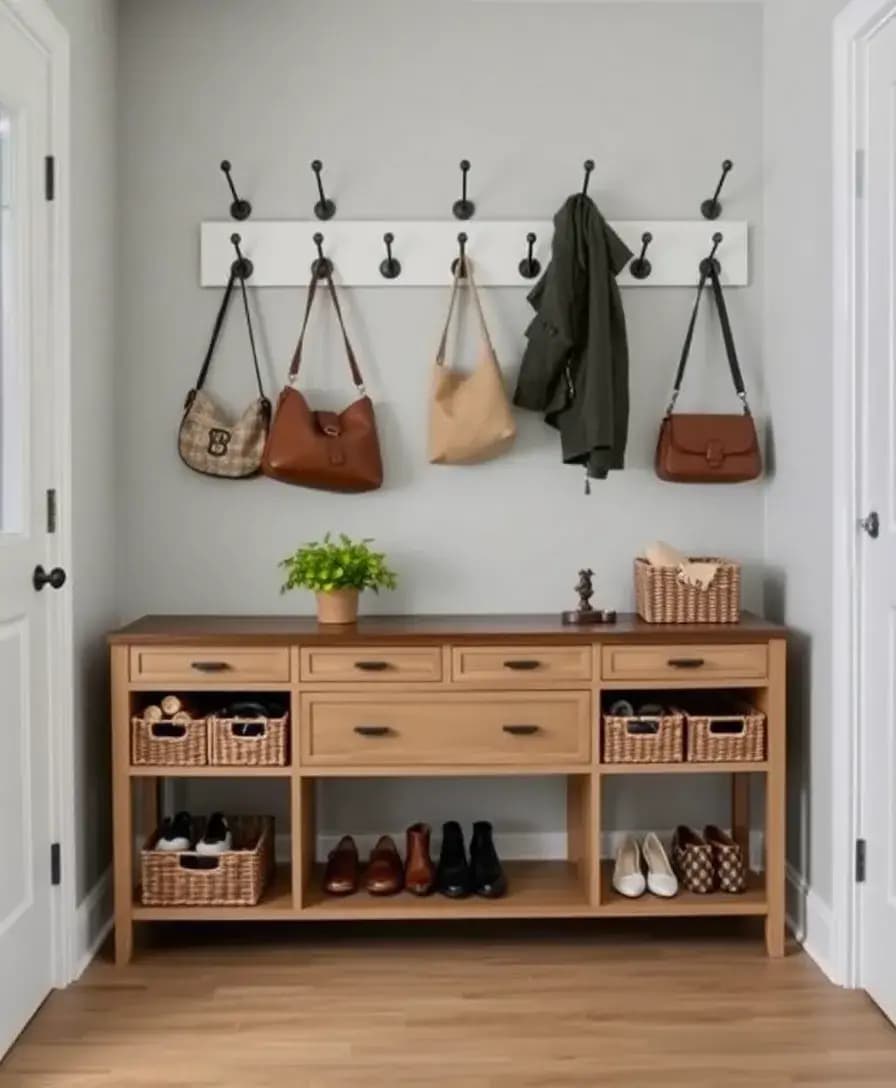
[513,194,632,481]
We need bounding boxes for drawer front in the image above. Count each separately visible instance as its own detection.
[129,646,291,684]
[601,643,768,682]
[300,692,591,766]
[300,646,442,684]
[452,645,592,685]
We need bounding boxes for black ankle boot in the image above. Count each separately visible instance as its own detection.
[436,821,472,898]
[470,821,507,898]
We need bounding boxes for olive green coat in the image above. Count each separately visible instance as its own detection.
[513,195,632,480]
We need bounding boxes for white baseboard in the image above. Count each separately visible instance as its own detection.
[73,866,113,980]
[786,863,838,983]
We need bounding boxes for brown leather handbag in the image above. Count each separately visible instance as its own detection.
[656,265,761,484]
[261,271,383,492]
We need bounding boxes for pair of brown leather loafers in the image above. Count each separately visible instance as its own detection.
[323,823,436,897]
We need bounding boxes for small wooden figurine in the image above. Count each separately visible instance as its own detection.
[561,568,617,626]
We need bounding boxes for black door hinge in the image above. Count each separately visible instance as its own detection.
[855,838,866,883]
[50,842,61,886]
[44,155,55,201]
[46,488,57,534]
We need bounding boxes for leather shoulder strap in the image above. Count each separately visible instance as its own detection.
[288,271,366,392]
[194,271,266,400]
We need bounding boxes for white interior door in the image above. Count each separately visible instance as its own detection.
[0,2,57,1056]
[860,11,896,1027]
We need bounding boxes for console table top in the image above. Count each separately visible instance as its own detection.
[108,612,785,645]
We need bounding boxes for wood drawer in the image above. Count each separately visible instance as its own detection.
[452,644,592,685]
[601,643,768,682]
[300,646,442,683]
[129,646,291,685]
[300,691,591,767]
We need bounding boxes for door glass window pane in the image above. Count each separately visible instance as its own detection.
[0,105,21,533]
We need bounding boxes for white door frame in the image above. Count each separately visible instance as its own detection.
[1,0,74,987]
[831,0,896,991]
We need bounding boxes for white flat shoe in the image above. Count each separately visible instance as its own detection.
[643,832,678,898]
[612,834,646,898]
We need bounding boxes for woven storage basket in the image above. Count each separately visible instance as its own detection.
[209,713,289,766]
[603,710,685,764]
[634,557,741,624]
[131,715,208,766]
[140,815,274,907]
[684,705,766,763]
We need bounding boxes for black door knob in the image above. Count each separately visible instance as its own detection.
[33,565,66,591]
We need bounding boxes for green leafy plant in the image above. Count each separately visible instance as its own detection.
[280,534,397,595]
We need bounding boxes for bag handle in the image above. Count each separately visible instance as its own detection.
[194,271,266,401]
[665,265,751,416]
[435,258,496,366]
[288,270,366,393]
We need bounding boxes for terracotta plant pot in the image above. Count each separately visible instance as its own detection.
[316,588,359,625]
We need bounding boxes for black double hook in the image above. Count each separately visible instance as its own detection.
[311,160,336,220]
[518,232,541,279]
[582,159,595,197]
[311,232,333,278]
[380,232,401,280]
[451,232,468,276]
[701,159,734,220]
[220,161,251,221]
[453,160,474,220]
[629,232,653,280]
[229,233,253,280]
[700,232,724,275]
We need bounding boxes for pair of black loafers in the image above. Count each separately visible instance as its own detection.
[436,820,507,898]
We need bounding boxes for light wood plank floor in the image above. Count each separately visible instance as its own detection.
[2,920,895,1087]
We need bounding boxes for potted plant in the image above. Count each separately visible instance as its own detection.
[280,533,397,624]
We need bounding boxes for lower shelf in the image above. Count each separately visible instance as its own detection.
[598,861,767,917]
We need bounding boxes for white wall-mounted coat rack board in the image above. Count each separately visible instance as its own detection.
[200,220,749,289]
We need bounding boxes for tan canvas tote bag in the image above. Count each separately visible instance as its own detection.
[429,261,516,465]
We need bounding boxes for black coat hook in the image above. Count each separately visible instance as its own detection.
[452,160,474,220]
[311,160,336,220]
[379,232,401,280]
[700,232,724,276]
[451,232,468,276]
[518,232,541,279]
[220,160,251,221]
[582,159,595,197]
[701,159,734,220]
[311,232,333,277]
[629,232,653,280]
[230,233,253,279]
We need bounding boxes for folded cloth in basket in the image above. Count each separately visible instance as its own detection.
[644,541,721,591]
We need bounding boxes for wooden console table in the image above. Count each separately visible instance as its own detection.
[108,613,786,964]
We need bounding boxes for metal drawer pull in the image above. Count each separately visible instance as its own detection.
[354,661,390,671]
[667,657,705,669]
[354,725,392,737]
[503,660,541,671]
[502,724,540,736]
[191,661,232,672]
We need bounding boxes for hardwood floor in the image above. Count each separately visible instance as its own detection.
[2,921,895,1087]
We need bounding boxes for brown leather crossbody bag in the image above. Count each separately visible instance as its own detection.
[656,265,761,484]
[261,271,383,493]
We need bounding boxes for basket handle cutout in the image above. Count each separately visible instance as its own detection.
[230,720,267,739]
[707,719,747,736]
[149,721,187,740]
[179,854,222,871]
[625,719,660,736]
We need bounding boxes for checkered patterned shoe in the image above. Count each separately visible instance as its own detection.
[672,825,715,894]
[705,825,747,894]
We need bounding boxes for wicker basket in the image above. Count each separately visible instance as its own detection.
[140,815,274,907]
[131,714,208,766]
[684,705,766,763]
[209,713,289,766]
[603,709,685,764]
[634,557,741,624]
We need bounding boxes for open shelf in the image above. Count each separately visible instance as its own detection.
[599,761,767,775]
[301,861,591,920]
[598,861,767,917]
[128,765,292,778]
[132,863,294,920]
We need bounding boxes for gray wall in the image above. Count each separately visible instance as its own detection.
[48,0,119,902]
[118,0,764,844]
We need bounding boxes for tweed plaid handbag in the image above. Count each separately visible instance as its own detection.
[179,271,270,478]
